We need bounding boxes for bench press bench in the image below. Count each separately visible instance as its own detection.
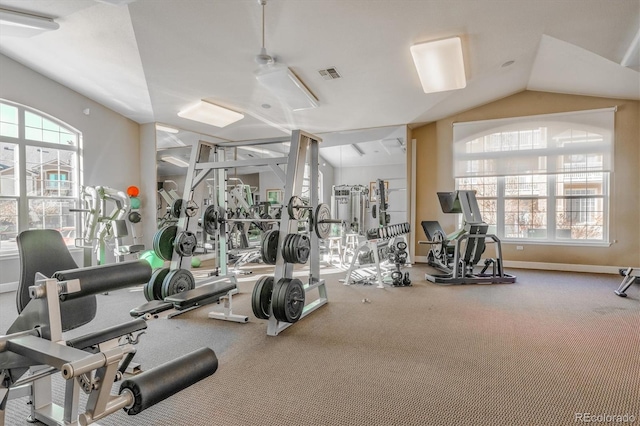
[130,277,248,323]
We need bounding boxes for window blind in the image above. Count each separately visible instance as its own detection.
[452,107,615,178]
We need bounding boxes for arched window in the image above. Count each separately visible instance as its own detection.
[453,107,614,244]
[0,100,81,254]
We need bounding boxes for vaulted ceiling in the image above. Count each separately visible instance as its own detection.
[1,0,638,147]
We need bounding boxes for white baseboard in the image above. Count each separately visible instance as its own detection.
[413,256,621,275]
[0,281,18,294]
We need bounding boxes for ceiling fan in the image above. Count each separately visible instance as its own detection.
[253,0,318,111]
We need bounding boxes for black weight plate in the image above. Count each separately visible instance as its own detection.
[296,234,311,264]
[171,199,184,218]
[287,234,297,263]
[397,241,408,250]
[202,205,219,236]
[283,234,292,263]
[143,282,155,302]
[161,269,195,299]
[391,270,403,281]
[175,231,198,257]
[261,230,279,264]
[272,278,305,323]
[147,267,170,301]
[153,225,177,261]
[251,276,274,320]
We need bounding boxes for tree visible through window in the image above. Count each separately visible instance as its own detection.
[0,100,81,254]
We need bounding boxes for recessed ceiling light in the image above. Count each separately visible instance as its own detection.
[178,100,244,128]
[410,36,466,94]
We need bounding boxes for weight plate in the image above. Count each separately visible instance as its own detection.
[272,278,305,323]
[161,269,195,299]
[295,234,311,264]
[202,205,219,236]
[287,196,307,220]
[391,271,403,281]
[251,276,274,320]
[146,267,170,301]
[153,225,177,261]
[184,199,198,217]
[282,233,293,263]
[314,203,332,239]
[175,231,198,257]
[397,241,408,250]
[431,230,446,261]
[171,199,184,218]
[261,230,279,265]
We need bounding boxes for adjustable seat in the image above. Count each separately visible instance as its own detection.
[16,229,97,331]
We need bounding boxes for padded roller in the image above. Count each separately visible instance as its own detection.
[119,347,218,415]
[54,260,152,300]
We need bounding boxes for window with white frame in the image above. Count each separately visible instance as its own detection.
[453,107,614,244]
[0,100,81,255]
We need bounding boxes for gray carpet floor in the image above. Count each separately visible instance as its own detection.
[1,263,638,425]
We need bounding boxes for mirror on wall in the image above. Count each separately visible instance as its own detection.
[318,125,408,235]
[153,124,407,246]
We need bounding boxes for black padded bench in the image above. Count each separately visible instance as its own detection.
[130,280,237,317]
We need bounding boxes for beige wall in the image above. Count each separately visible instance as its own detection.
[411,90,640,268]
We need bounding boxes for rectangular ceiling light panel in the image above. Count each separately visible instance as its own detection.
[410,36,466,94]
[0,7,59,37]
[178,100,244,128]
[161,156,190,167]
[256,67,318,111]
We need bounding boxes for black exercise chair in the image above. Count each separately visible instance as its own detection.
[16,228,97,331]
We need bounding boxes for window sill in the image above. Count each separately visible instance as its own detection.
[502,240,612,248]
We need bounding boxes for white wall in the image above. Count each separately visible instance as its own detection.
[0,54,141,290]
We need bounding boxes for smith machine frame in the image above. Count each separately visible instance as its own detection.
[175,130,328,336]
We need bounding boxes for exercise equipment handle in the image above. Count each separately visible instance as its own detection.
[53,260,152,300]
[118,347,218,415]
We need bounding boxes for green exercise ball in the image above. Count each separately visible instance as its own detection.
[130,197,141,209]
[191,257,202,268]
[140,250,164,269]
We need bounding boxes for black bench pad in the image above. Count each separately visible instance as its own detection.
[67,318,147,349]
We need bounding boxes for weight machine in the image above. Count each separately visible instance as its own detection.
[73,185,144,265]
[0,258,217,426]
[331,184,369,235]
[419,190,516,284]
[614,267,639,297]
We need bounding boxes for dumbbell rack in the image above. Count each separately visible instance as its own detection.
[343,224,411,288]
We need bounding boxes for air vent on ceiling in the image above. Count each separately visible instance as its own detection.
[318,67,342,80]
